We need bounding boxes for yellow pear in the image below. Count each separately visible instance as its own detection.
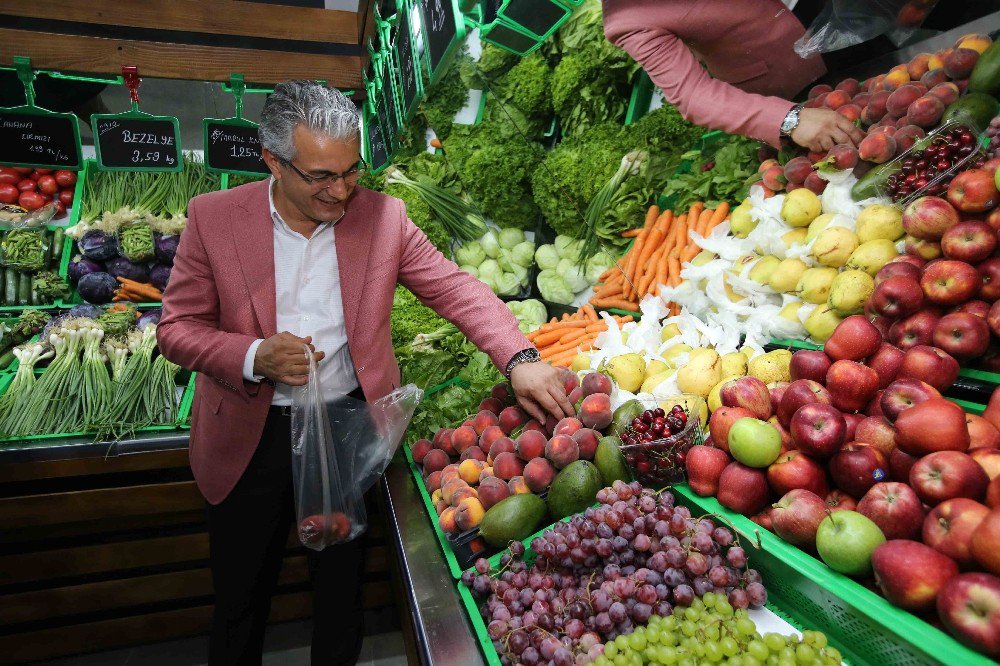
[768,258,809,293]
[782,228,809,248]
[676,349,722,398]
[723,276,745,303]
[779,301,804,324]
[806,213,837,242]
[829,269,875,316]
[645,359,671,379]
[603,353,646,393]
[748,255,781,284]
[659,394,708,425]
[796,266,838,304]
[811,227,859,268]
[781,188,822,227]
[804,304,844,343]
[856,204,904,243]
[732,254,759,275]
[660,323,682,342]
[748,349,792,384]
[570,353,592,372]
[663,344,692,364]
[640,368,677,394]
[730,201,757,238]
[691,250,717,266]
[846,239,898,276]
[720,351,748,378]
[708,374,744,412]
[740,347,756,363]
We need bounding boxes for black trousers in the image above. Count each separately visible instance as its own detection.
[207,406,367,666]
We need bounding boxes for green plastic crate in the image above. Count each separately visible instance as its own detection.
[403,444,468,578]
[0,225,71,313]
[176,371,197,430]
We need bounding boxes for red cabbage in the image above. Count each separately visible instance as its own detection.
[150,264,171,292]
[79,230,118,262]
[106,256,151,283]
[68,304,103,319]
[77,272,118,304]
[67,254,103,284]
[137,308,162,330]
[154,233,179,265]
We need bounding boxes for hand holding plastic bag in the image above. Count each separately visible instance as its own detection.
[291,347,422,550]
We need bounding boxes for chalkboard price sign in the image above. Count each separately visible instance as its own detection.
[203,120,269,176]
[91,114,183,172]
[0,108,82,170]
[395,8,421,120]
[366,110,389,173]
[418,0,465,84]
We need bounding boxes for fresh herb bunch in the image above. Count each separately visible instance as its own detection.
[660,134,760,211]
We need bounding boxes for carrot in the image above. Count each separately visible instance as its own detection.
[541,336,596,360]
[590,297,640,310]
[430,138,443,149]
[622,232,645,298]
[115,277,162,301]
[706,202,730,234]
[695,207,714,238]
[637,244,666,296]
[585,321,610,333]
[630,227,664,299]
[535,327,585,348]
[534,320,588,334]
[621,229,641,238]
[582,304,598,322]
[598,267,616,281]
[643,204,660,231]
[668,214,687,258]
[616,315,634,324]
[654,209,674,234]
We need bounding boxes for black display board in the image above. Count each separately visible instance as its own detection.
[418,0,465,84]
[366,110,389,173]
[203,120,269,175]
[501,0,568,38]
[0,108,82,169]
[91,114,182,171]
[395,7,421,119]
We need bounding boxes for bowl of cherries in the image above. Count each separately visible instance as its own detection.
[618,405,702,487]
[883,123,986,203]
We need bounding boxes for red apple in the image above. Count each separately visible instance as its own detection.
[752,507,774,531]
[911,451,990,505]
[923,498,991,567]
[768,416,795,454]
[880,378,941,422]
[991,301,1000,337]
[888,309,941,350]
[989,477,1000,509]
[685,444,732,497]
[921,260,982,306]
[947,169,1000,213]
[873,539,959,611]
[868,314,893,338]
[937,572,1000,658]
[941,220,999,262]
[876,260,922,286]
[953,299,991,319]
[720,376,772,421]
[971,510,1000,576]
[717,462,772,515]
[902,195,961,240]
[979,258,1000,303]
[844,412,864,441]
[895,398,971,456]
[890,254,928,270]
[933,312,991,360]
[858,482,926,540]
[889,447,919,482]
[869,276,925,320]
[968,413,1000,450]
[985,383,1000,433]
[971,449,1000,481]
[709,406,755,454]
[897,345,960,391]
[790,403,846,458]
[768,382,789,410]
[830,443,889,499]
[826,360,879,413]
[826,489,857,512]
[867,343,905,389]
[771,489,829,549]
[767,450,830,496]
[789,350,832,384]
[867,390,886,418]
[777,380,831,427]
[824,315,883,362]
[854,416,897,459]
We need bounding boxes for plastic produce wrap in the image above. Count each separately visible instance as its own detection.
[0,202,55,271]
[818,169,884,220]
[793,0,939,58]
[292,349,422,550]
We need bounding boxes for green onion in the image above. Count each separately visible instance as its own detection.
[385,166,487,242]
[580,150,646,263]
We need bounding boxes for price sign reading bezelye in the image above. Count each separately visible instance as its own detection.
[0,108,82,169]
[203,120,269,176]
[418,0,465,84]
[91,113,182,172]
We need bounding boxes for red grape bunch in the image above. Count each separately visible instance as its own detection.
[987,115,1000,159]
[883,125,985,201]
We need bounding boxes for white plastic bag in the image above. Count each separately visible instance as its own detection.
[793,0,939,58]
[291,348,422,550]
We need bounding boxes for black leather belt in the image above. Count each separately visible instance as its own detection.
[268,386,366,419]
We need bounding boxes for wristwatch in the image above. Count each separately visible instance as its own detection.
[780,104,803,137]
[505,348,541,378]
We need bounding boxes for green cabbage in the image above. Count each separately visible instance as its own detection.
[557,257,589,293]
[499,227,525,249]
[459,264,479,278]
[455,241,485,266]
[511,241,535,268]
[481,230,500,259]
[537,269,575,305]
[535,244,560,271]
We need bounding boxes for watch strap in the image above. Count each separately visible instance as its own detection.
[505,348,541,378]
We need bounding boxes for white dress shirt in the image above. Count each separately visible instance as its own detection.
[242,179,359,406]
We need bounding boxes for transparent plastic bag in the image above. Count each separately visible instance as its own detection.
[291,348,423,550]
[793,0,939,58]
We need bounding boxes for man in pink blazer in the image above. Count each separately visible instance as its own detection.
[157,81,572,665]
[602,0,865,151]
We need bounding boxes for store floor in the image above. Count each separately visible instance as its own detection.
[33,621,408,666]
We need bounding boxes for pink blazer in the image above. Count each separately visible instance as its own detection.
[602,0,827,147]
[157,180,530,504]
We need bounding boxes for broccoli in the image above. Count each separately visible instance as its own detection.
[390,286,449,350]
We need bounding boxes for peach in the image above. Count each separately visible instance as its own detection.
[546,434,580,469]
[579,393,613,430]
[461,419,474,429]
[837,104,863,122]
[809,83,833,99]
[870,74,886,92]
[472,410,500,435]
[827,144,859,170]
[886,84,923,117]
[451,486,479,507]
[895,125,926,152]
[859,133,897,164]
[944,48,979,79]
[761,164,787,191]
[498,405,527,434]
[759,158,780,173]
[491,382,513,404]
[422,449,450,475]
[451,425,479,454]
[569,386,583,406]
[808,150,829,164]
[823,89,852,110]
[804,96,823,109]
[460,446,487,462]
[426,470,444,493]
[853,92,872,108]
[785,182,804,192]
[883,66,910,91]
[458,459,486,484]
[478,397,504,415]
[804,171,827,195]
[411,439,432,464]
[907,95,945,129]
[927,50,949,72]
[454,497,485,531]
[441,477,468,503]
[508,476,530,495]
[907,53,933,80]
[433,499,447,515]
[896,115,913,129]
[493,451,525,480]
[488,436,516,463]
[955,34,992,54]
[920,68,949,88]
[836,78,861,97]
[581,372,613,397]
[561,369,580,395]
[524,457,557,493]
[433,428,457,456]
[479,425,505,451]
[783,156,814,185]
[515,430,547,461]
[478,475,510,510]
[554,417,584,437]
[927,82,960,106]
[572,428,601,460]
[862,90,890,124]
[478,466,494,483]
[523,419,545,433]
[431,489,443,504]
[438,506,459,533]
[544,414,559,435]
[954,78,970,94]
[441,464,461,483]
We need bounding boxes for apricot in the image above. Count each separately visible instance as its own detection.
[493,451,525,480]
[907,95,945,129]
[451,425,479,454]
[422,449,450,475]
[433,428,457,456]
[862,90,890,125]
[920,68,949,88]
[882,65,910,91]
[581,372,613,397]
[579,393,613,430]
[836,78,861,97]
[927,50,949,72]
[837,104,862,122]
[804,172,827,195]
[426,470,444,493]
[508,476,531,495]
[478,397,504,415]
[488,436,516,463]
[907,53,933,80]
[886,84,922,117]
[545,434,580,469]
[460,446,487,462]
[956,34,992,54]
[479,425,505,451]
[572,428,601,460]
[944,48,979,79]
[478,475,510,510]
[823,89,852,110]
[524,457,557,493]
[827,144,859,170]
[761,164,787,191]
[458,459,485,484]
[927,82,960,106]
[498,405,527,434]
[808,83,833,99]
[438,506,459,533]
[411,439,432,464]
[472,410,500,435]
[894,125,925,152]
[859,132,897,164]
[516,430,547,461]
[758,158,780,173]
[554,417,584,437]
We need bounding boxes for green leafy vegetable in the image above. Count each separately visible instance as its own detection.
[390,286,448,351]
[659,134,760,211]
[420,51,473,141]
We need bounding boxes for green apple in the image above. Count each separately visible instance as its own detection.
[727,418,782,468]
[816,510,886,576]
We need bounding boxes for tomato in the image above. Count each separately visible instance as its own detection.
[0,183,18,204]
[11,167,32,176]
[18,190,44,210]
[36,175,58,195]
[38,192,52,203]
[16,179,36,192]
[32,168,52,175]
[58,189,74,206]
[54,201,67,218]
[0,168,19,185]
[54,170,77,188]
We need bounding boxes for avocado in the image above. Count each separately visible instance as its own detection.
[608,399,644,437]
[969,41,1000,97]
[547,460,605,520]
[594,436,633,486]
[942,92,1000,131]
[479,493,547,547]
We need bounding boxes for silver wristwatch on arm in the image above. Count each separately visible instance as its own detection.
[780,104,803,137]
[505,348,541,378]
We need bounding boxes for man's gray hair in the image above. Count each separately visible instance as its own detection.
[259,80,361,161]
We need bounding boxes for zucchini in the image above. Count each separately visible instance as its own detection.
[17,272,30,305]
[43,228,54,270]
[51,227,64,264]
[0,270,6,306]
[0,349,14,369]
[29,276,37,306]
[5,271,16,305]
